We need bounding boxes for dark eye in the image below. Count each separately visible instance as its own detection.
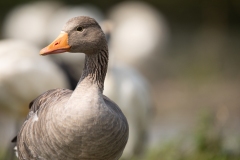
[76,26,83,32]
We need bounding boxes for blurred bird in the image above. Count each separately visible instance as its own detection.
[2,1,62,47]
[0,39,69,156]
[107,1,169,70]
[102,20,153,159]
[104,64,152,158]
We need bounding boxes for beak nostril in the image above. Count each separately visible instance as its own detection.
[40,32,69,55]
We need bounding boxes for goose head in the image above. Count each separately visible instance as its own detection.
[40,16,106,55]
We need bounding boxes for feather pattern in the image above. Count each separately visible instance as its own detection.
[13,16,129,160]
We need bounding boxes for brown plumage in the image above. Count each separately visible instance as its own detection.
[13,16,129,160]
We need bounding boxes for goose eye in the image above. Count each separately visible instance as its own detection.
[77,27,83,32]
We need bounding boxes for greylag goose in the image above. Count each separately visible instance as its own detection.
[13,16,129,160]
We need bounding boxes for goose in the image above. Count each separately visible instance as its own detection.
[0,39,68,115]
[2,1,62,47]
[13,16,129,160]
[107,1,169,71]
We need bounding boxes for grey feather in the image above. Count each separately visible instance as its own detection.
[13,16,128,160]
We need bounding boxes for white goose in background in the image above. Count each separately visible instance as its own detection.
[0,39,69,157]
[101,21,153,159]
[107,1,169,70]
[2,1,63,47]
[104,64,152,159]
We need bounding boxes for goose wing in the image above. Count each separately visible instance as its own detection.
[11,88,72,142]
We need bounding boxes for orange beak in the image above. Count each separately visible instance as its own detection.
[40,32,70,55]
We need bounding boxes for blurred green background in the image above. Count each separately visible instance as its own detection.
[0,0,240,160]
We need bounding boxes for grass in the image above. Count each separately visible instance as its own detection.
[125,111,240,160]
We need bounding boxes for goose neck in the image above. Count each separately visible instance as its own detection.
[79,47,108,92]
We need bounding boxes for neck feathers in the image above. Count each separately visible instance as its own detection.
[80,46,108,92]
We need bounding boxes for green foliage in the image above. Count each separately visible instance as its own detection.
[126,111,240,160]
